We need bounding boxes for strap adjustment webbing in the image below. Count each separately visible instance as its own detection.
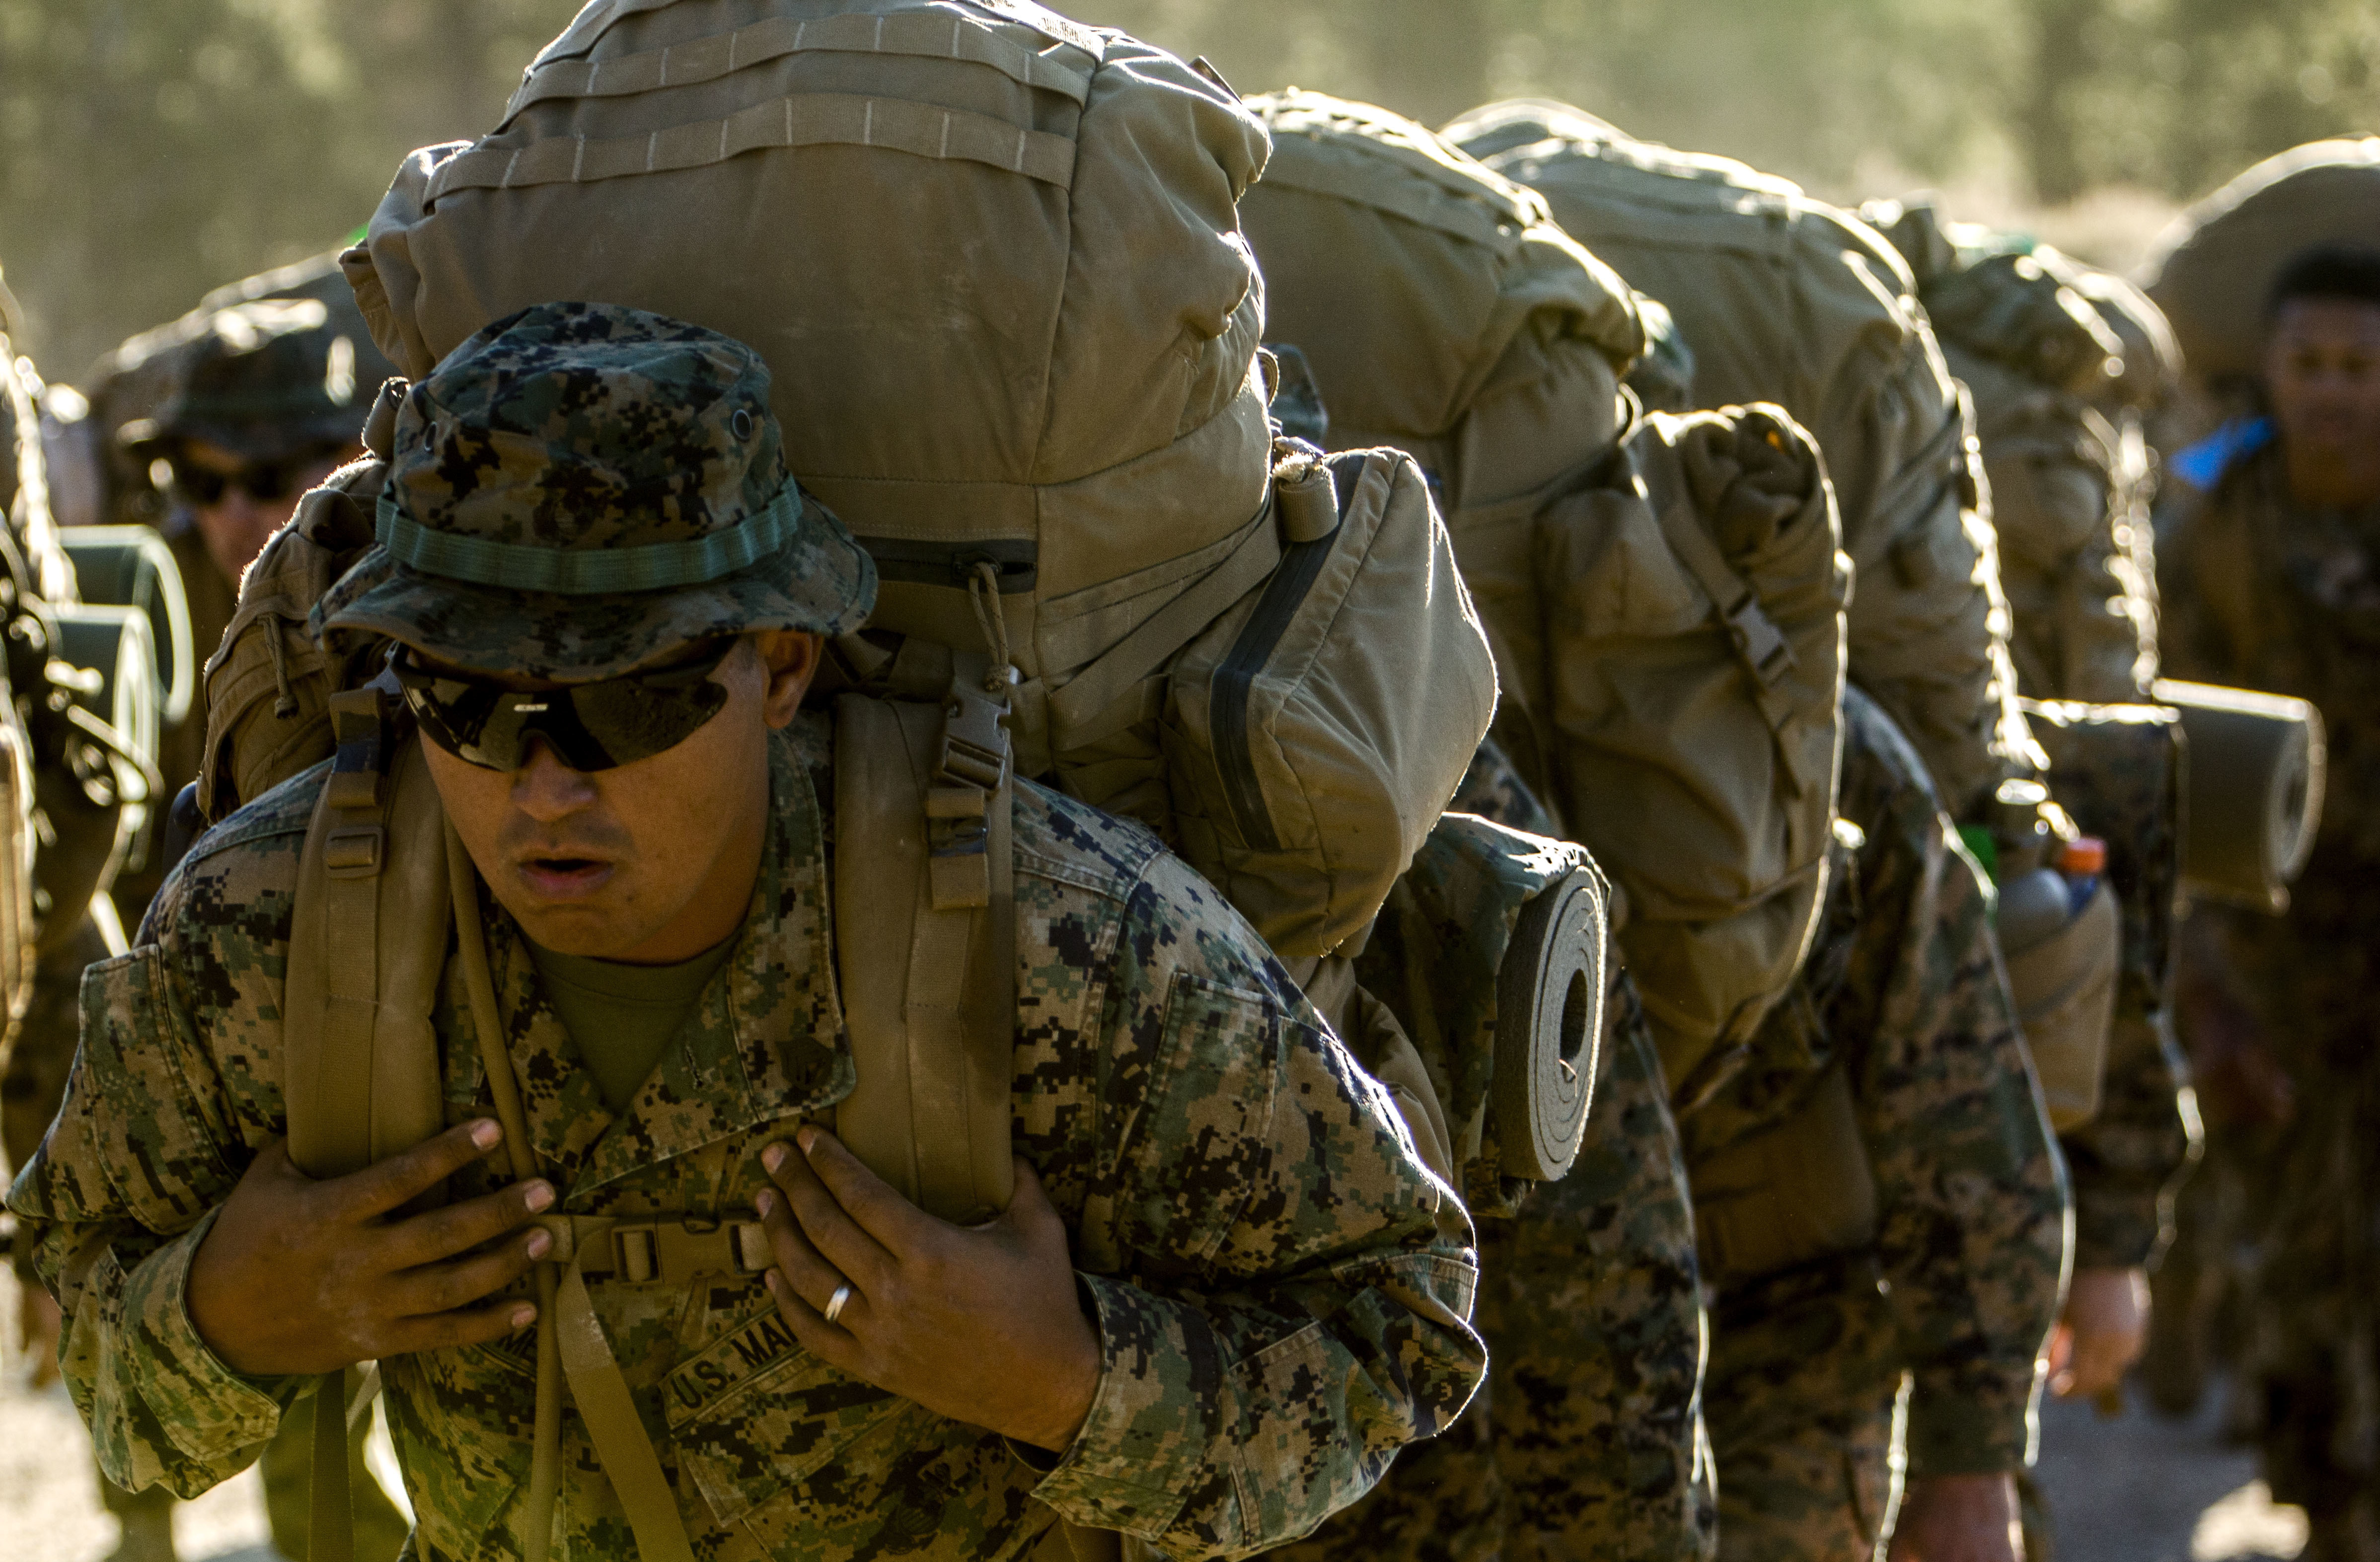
[532,1214,770,1286]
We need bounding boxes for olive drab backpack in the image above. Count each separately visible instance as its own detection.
[1235,92,1848,1109]
[1447,98,2034,828]
[1860,199,2158,708]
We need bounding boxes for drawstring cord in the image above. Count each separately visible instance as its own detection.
[967,561,1020,695]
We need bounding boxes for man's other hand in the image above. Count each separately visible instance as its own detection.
[1888,1473,2022,1562]
[757,1128,1100,1453]
[2049,1265,2150,1402]
[187,1121,552,1376]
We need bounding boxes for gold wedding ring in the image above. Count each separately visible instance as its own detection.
[824,1281,855,1324]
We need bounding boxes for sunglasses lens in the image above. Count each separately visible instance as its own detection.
[170,462,228,505]
[398,648,733,773]
[241,463,295,502]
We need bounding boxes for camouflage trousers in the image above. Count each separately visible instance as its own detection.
[2204,890,2380,1548]
[1706,1256,1906,1562]
[1268,993,1715,1561]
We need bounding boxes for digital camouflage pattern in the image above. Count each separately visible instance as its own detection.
[1269,980,1714,1562]
[7,725,1484,1561]
[1266,747,1715,1562]
[2159,443,2380,1534]
[1693,687,2067,1556]
[316,301,875,681]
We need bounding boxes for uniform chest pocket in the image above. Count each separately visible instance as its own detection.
[666,1305,922,1524]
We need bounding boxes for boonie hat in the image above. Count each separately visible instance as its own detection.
[315,301,876,681]
[119,298,369,459]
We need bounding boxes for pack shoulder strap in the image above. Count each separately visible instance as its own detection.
[283,692,452,1562]
[833,662,1018,1226]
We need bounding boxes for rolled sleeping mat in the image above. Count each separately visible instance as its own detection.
[2153,679,2325,913]
[32,607,162,945]
[59,524,194,728]
[52,605,162,800]
[1494,863,1609,1180]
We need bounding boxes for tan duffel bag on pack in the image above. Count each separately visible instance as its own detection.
[1236,92,1845,1109]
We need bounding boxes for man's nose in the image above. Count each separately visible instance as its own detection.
[510,736,599,820]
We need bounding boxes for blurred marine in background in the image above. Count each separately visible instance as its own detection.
[2157,239,2380,1562]
[13,260,391,1562]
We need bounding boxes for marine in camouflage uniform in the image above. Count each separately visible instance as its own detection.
[4,292,395,1562]
[2158,248,2380,1558]
[1689,687,2067,1561]
[1865,203,2199,1395]
[1268,743,1714,1562]
[6,303,1483,1561]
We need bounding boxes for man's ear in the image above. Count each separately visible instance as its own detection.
[755,631,822,730]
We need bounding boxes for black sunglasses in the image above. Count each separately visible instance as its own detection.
[392,640,739,773]
[168,454,310,506]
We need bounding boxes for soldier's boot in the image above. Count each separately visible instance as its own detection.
[2306,1498,2380,1562]
[2143,1236,2211,1417]
[99,1473,177,1562]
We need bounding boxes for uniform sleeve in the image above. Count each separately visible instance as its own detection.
[1844,781,2069,1479]
[2060,1008,2199,1269]
[1027,858,1485,1560]
[4,858,296,1497]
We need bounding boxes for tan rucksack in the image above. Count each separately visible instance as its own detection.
[341,0,1491,962]
[1236,94,1847,1107]
[1448,98,2036,823]
[1861,199,2159,707]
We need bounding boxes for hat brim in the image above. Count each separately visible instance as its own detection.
[314,523,876,682]
[121,412,367,463]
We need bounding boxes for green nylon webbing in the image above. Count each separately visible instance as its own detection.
[374,482,810,594]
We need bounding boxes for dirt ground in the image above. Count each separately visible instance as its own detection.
[0,1269,2307,1562]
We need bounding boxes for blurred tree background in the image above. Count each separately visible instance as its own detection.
[2,0,2377,377]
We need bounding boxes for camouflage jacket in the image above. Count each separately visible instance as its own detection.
[7,723,1483,1562]
[1689,688,2068,1477]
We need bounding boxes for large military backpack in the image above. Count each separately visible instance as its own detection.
[1236,92,1846,1110]
[1862,199,2158,707]
[187,8,1587,1553]
[0,295,166,984]
[2147,138,2380,429]
[1446,98,2034,824]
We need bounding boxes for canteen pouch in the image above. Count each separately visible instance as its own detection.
[1689,1063,1878,1285]
[2004,880,2121,1132]
[1164,445,1498,958]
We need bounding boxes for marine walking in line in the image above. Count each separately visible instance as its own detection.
[7,301,1484,1562]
